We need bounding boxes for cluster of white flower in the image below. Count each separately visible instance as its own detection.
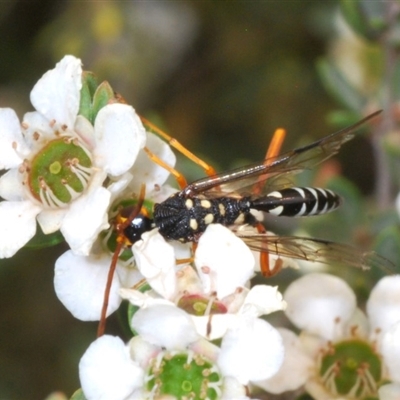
[1,55,399,400]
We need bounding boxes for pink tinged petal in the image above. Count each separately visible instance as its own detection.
[129,131,176,193]
[132,229,177,299]
[381,321,400,382]
[37,208,67,234]
[240,285,286,317]
[129,335,161,368]
[54,250,121,321]
[189,337,220,362]
[218,316,284,384]
[79,335,144,400]
[131,304,199,350]
[30,55,82,129]
[74,115,96,150]
[191,313,237,340]
[93,104,146,176]
[0,108,27,169]
[175,265,203,295]
[379,383,400,400]
[119,288,174,309]
[115,263,143,289]
[284,273,356,340]
[61,185,111,255]
[220,377,247,399]
[0,169,26,201]
[254,328,313,394]
[195,224,255,299]
[0,201,40,258]
[367,275,400,334]
[22,111,55,148]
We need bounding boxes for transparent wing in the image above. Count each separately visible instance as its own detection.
[183,110,381,198]
[237,233,396,274]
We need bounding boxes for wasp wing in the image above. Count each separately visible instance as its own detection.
[183,110,381,198]
[237,233,395,274]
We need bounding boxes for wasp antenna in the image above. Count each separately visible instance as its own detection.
[97,184,147,337]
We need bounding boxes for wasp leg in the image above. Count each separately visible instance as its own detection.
[253,128,287,195]
[97,185,146,337]
[143,146,188,189]
[141,116,217,177]
[256,128,287,276]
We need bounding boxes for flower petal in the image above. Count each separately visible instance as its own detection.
[218,316,284,384]
[195,224,255,299]
[93,103,146,176]
[379,383,400,400]
[54,250,121,320]
[0,201,40,258]
[284,273,356,340]
[22,111,55,149]
[191,313,237,340]
[132,229,177,299]
[61,183,110,255]
[366,275,400,335]
[131,304,199,350]
[30,55,82,129]
[0,108,27,169]
[129,131,176,193]
[79,335,143,400]
[36,208,67,234]
[0,169,26,201]
[240,285,286,317]
[254,328,312,393]
[381,321,400,382]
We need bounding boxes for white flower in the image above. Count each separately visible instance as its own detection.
[79,305,283,399]
[121,224,286,346]
[0,55,146,258]
[54,130,176,321]
[256,273,400,400]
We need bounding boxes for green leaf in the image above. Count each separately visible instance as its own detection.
[340,0,386,41]
[92,81,115,122]
[373,225,400,275]
[316,58,366,112]
[79,72,99,123]
[25,224,64,249]
[70,389,86,400]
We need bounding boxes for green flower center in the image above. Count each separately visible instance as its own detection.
[26,137,93,208]
[146,351,222,400]
[319,338,383,399]
[178,294,227,316]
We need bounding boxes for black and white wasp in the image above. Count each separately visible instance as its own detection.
[122,109,394,276]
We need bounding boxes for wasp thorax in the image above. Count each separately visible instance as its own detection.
[25,136,93,208]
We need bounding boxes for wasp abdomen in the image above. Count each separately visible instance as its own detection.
[250,187,341,217]
[153,193,253,242]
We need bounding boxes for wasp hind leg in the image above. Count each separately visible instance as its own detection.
[256,127,287,276]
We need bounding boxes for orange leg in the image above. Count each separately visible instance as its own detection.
[253,128,286,196]
[97,185,146,337]
[256,128,287,276]
[141,116,217,178]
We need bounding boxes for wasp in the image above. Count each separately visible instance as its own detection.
[122,110,392,272]
[98,109,393,336]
